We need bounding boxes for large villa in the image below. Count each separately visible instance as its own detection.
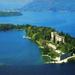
[48,32,65,50]
[51,32,65,44]
[46,32,75,63]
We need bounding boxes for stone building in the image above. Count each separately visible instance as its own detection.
[51,32,65,44]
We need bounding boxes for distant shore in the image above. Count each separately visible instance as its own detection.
[0,11,22,17]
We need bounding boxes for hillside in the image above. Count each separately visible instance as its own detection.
[22,0,75,11]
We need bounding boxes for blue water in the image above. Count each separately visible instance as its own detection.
[0,31,43,65]
[0,11,75,36]
[0,64,75,75]
[0,11,75,74]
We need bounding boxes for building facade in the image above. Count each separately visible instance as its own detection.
[51,32,65,44]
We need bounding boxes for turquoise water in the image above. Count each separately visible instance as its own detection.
[0,11,75,36]
[0,31,43,65]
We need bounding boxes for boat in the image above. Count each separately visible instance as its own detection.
[23,35,31,39]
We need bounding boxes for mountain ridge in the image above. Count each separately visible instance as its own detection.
[21,0,75,11]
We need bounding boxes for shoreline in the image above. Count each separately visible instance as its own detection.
[29,38,75,64]
[23,35,31,39]
[0,24,75,64]
[24,25,75,64]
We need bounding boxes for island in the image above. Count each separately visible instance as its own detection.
[0,11,22,16]
[0,24,75,64]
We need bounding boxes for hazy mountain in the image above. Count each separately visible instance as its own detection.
[22,0,75,11]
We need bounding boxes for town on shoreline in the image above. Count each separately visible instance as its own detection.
[0,24,75,64]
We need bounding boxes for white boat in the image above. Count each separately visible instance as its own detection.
[23,35,31,39]
[23,35,25,38]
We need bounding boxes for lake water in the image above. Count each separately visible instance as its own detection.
[0,11,75,75]
[0,64,75,75]
[0,11,75,36]
[0,31,43,65]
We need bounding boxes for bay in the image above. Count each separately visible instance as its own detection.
[0,31,43,66]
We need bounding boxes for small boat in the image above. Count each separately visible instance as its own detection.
[23,35,25,38]
[23,35,31,39]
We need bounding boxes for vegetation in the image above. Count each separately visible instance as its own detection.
[0,24,26,31]
[68,57,75,63]
[25,25,75,63]
[0,24,75,63]
[0,24,15,31]
[0,12,22,16]
[57,34,75,53]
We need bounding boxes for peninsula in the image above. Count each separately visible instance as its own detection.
[25,25,75,63]
[0,24,75,64]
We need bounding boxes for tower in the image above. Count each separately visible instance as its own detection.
[51,32,55,42]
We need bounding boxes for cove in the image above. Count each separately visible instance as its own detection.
[0,30,43,66]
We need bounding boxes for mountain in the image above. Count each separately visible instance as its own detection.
[21,0,75,11]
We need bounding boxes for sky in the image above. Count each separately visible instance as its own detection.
[0,0,33,9]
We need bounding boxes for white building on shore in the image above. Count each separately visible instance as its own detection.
[51,32,65,44]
